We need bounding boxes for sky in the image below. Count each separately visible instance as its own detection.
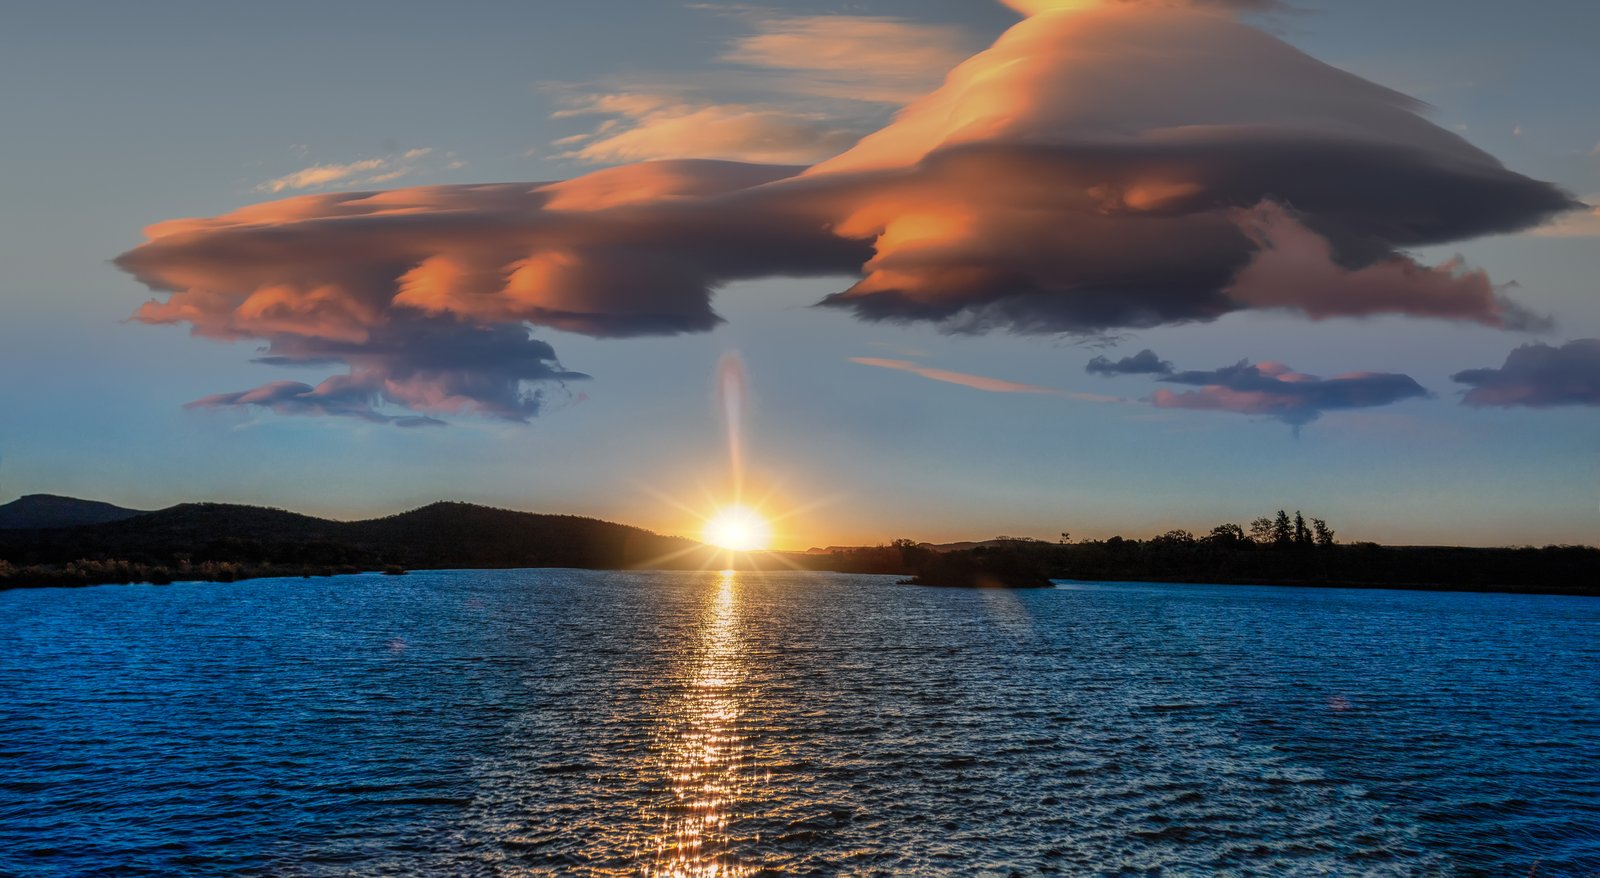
[1,0,1597,549]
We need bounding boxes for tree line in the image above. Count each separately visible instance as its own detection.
[1145,509,1336,550]
[806,512,1598,595]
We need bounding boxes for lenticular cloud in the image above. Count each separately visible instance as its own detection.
[1152,359,1431,426]
[117,0,1576,424]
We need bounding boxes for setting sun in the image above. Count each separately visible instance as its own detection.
[702,506,771,552]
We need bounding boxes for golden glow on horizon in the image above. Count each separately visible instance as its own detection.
[625,351,833,563]
[701,507,771,552]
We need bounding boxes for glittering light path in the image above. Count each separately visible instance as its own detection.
[641,572,758,877]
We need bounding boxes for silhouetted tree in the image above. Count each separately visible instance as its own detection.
[1312,518,1335,547]
[1206,523,1247,547]
[1294,511,1313,546]
[892,538,932,569]
[1249,517,1275,545]
[1272,510,1293,547]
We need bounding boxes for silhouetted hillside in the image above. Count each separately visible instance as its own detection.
[341,502,706,569]
[0,494,147,530]
[0,499,714,588]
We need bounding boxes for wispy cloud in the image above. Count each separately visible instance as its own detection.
[851,357,1121,402]
[550,10,972,164]
[717,12,973,105]
[552,94,860,165]
[186,375,445,427]
[1002,0,1288,11]
[257,148,455,193]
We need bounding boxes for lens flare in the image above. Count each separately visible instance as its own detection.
[716,352,747,502]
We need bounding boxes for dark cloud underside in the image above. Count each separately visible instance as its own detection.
[1452,339,1600,408]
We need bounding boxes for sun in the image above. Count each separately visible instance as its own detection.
[702,506,771,552]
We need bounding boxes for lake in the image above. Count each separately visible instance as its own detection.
[2,570,1597,875]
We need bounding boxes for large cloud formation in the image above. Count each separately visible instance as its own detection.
[121,167,865,423]
[117,0,1576,424]
[1451,339,1600,408]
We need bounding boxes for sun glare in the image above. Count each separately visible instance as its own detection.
[702,506,771,552]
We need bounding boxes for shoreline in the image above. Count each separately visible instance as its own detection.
[1051,576,1600,600]
[3,564,1595,599]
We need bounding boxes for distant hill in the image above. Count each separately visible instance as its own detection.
[0,499,724,587]
[0,494,148,530]
[805,538,1034,555]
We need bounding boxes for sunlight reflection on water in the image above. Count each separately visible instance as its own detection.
[642,571,756,877]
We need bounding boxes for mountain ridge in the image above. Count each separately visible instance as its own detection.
[0,496,723,586]
[0,494,149,530]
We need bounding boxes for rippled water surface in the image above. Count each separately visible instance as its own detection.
[3,571,1598,876]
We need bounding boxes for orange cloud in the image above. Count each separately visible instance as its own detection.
[1001,0,1284,13]
[554,95,861,165]
[257,148,442,193]
[805,2,1570,331]
[122,161,857,342]
[719,14,973,105]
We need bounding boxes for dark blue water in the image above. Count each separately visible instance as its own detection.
[1,571,1596,876]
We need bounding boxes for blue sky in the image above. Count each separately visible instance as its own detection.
[1,0,1596,547]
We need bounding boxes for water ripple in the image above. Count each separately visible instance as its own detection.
[1,571,1597,875]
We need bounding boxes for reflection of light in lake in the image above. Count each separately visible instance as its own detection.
[642,571,756,877]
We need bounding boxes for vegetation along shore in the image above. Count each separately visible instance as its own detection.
[1,495,1594,596]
